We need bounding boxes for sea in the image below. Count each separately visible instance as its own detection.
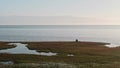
[0,25,120,45]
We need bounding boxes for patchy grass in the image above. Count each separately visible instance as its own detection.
[0,42,16,50]
[1,41,120,68]
[0,62,120,68]
[27,42,104,52]
[0,62,76,68]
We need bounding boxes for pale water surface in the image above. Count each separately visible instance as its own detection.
[0,43,57,56]
[0,25,120,54]
[0,61,14,65]
[0,25,120,46]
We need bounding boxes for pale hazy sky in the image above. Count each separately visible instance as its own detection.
[0,0,120,25]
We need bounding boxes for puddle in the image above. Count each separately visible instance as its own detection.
[39,52,57,56]
[67,54,74,56]
[105,44,120,48]
[0,61,14,65]
[0,43,57,56]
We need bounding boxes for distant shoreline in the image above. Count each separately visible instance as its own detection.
[0,41,109,44]
[0,41,109,50]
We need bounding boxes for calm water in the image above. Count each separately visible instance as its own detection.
[0,25,120,45]
[0,43,40,54]
[0,43,57,56]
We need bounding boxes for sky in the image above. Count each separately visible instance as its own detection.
[0,0,120,25]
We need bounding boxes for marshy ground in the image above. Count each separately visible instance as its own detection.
[0,42,16,50]
[0,41,120,68]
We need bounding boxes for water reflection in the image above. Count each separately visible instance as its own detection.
[105,44,120,48]
[0,61,14,65]
[0,43,57,56]
[67,54,74,56]
[39,52,57,56]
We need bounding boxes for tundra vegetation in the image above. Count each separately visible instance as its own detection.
[0,42,16,50]
[0,42,120,68]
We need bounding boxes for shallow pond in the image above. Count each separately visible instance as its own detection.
[0,61,14,65]
[0,43,57,56]
[67,54,74,56]
[105,44,120,48]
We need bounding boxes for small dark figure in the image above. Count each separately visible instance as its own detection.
[75,39,78,42]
